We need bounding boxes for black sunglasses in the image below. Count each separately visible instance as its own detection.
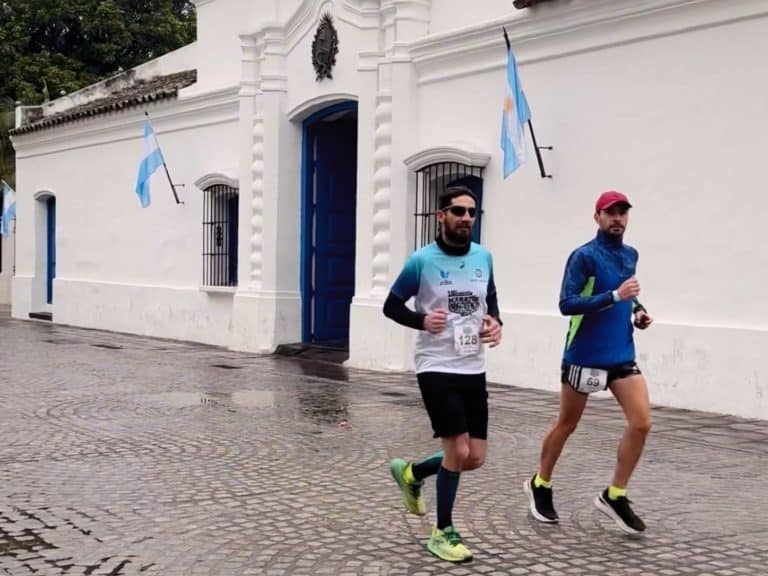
[442,205,477,218]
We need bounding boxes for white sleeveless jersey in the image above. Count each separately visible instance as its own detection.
[390,242,496,374]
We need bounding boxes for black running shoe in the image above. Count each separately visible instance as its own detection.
[595,488,646,534]
[523,475,559,523]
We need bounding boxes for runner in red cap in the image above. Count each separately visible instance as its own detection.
[524,190,654,535]
[595,190,632,212]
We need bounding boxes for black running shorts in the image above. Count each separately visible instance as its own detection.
[561,361,642,394]
[417,372,488,439]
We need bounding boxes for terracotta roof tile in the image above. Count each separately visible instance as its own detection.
[10,69,197,136]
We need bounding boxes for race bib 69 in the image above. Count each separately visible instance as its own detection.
[566,365,608,394]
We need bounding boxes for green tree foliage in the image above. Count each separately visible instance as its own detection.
[0,0,196,104]
[0,104,14,187]
[0,0,196,184]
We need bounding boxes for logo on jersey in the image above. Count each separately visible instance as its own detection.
[448,290,480,316]
[439,269,452,286]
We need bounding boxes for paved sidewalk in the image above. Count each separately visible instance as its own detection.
[1,309,767,575]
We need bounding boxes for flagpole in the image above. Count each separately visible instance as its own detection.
[503,27,552,179]
[144,111,184,205]
[527,119,552,179]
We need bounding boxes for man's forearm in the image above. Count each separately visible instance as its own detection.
[383,292,426,330]
[559,291,615,315]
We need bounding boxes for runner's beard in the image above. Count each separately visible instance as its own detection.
[443,223,472,245]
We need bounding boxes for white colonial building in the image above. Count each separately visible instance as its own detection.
[0,230,10,305]
[9,0,768,419]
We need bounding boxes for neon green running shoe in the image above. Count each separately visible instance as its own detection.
[426,526,473,563]
[389,458,426,516]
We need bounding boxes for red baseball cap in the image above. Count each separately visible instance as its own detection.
[595,190,632,211]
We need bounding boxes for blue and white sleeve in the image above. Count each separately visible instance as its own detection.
[390,254,422,301]
[383,254,425,330]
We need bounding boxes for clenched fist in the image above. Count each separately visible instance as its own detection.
[616,277,640,301]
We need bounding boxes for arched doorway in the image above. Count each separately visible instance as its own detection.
[29,192,56,320]
[45,196,56,305]
[301,102,358,347]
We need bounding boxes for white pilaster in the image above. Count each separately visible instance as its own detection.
[233,25,301,352]
[348,0,431,371]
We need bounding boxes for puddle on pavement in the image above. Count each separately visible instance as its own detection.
[296,384,349,424]
[146,392,206,408]
[231,390,275,409]
[144,390,275,410]
[301,363,349,381]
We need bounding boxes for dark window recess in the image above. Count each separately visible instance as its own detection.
[414,162,484,249]
[514,0,556,9]
[203,184,239,287]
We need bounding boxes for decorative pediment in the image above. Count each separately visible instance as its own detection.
[194,171,239,190]
[287,93,358,121]
[404,143,491,172]
[33,190,56,200]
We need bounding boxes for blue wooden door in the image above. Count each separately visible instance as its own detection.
[46,197,56,304]
[310,115,357,344]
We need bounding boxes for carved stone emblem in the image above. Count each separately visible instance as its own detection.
[312,13,338,82]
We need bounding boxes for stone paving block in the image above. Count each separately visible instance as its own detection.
[0,312,767,575]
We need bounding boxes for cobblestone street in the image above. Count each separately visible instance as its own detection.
[1,306,767,575]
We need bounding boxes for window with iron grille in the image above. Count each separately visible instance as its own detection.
[202,184,238,287]
[414,162,484,249]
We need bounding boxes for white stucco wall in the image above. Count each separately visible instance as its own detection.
[0,232,12,304]
[193,0,276,92]
[428,0,527,35]
[383,1,768,419]
[12,90,240,345]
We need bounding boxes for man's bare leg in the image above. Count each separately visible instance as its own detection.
[609,374,652,488]
[539,384,589,480]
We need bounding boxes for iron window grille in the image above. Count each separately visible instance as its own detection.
[202,184,239,287]
[414,162,485,249]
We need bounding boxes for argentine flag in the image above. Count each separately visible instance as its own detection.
[1,180,16,236]
[500,47,531,178]
[135,119,165,208]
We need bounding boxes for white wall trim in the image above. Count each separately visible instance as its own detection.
[12,86,240,159]
[340,0,383,29]
[54,276,203,291]
[194,171,239,190]
[407,0,768,84]
[200,285,237,294]
[403,144,491,172]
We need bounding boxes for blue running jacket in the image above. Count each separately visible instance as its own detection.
[560,231,643,367]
